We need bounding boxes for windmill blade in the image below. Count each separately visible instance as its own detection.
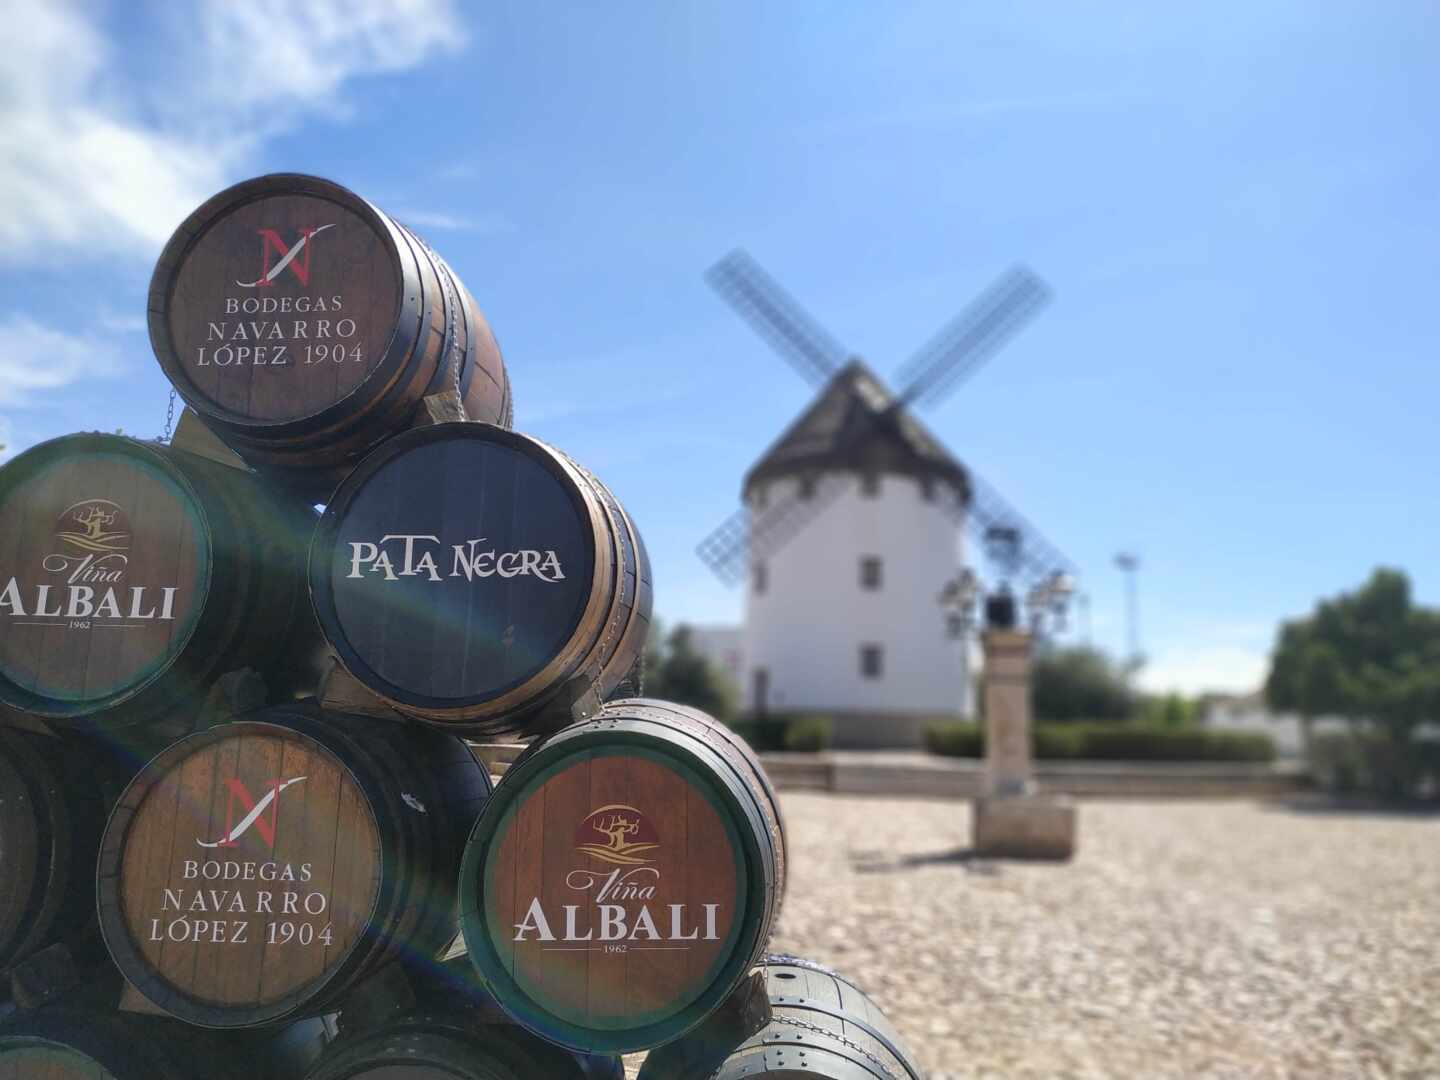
[706,249,849,387]
[941,465,1076,588]
[696,474,856,586]
[894,267,1052,409]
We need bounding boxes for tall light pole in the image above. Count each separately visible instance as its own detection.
[1114,552,1140,671]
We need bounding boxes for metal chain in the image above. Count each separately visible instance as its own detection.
[160,388,177,443]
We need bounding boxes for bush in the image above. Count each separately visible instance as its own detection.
[926,722,1276,762]
[1310,731,1440,799]
[725,716,788,753]
[925,722,982,757]
[783,715,833,752]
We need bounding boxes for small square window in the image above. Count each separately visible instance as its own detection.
[860,473,881,498]
[920,476,936,502]
[798,475,817,500]
[859,556,882,590]
[753,561,768,594]
[860,643,883,679]
[946,613,965,639]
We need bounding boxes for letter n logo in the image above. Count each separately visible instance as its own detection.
[197,776,307,849]
[236,224,335,288]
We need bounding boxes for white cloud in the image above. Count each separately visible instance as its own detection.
[392,209,515,234]
[1138,645,1269,697]
[0,0,466,263]
[0,315,123,406]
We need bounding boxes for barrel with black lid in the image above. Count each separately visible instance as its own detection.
[96,703,491,1027]
[0,726,126,973]
[637,954,924,1080]
[148,173,512,497]
[458,698,784,1054]
[309,423,651,737]
[0,433,325,732]
[0,1008,329,1080]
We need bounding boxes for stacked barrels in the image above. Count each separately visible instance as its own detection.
[1,171,916,1078]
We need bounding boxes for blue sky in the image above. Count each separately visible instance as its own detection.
[2,1,1436,693]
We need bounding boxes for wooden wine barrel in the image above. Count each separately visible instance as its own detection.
[637,954,924,1080]
[0,727,120,973]
[0,1008,329,1080]
[0,433,326,732]
[307,1010,623,1080]
[458,698,785,1053]
[309,423,651,737]
[96,704,491,1027]
[148,173,512,497]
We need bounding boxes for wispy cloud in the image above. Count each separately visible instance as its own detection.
[0,0,466,263]
[0,315,124,406]
[98,310,149,334]
[392,209,516,234]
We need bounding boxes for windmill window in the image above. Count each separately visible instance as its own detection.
[753,561,768,594]
[860,643,884,679]
[798,475,817,500]
[859,556,882,590]
[946,613,965,639]
[752,485,768,510]
[860,473,881,498]
[920,476,935,502]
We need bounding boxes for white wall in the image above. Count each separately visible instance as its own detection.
[743,471,969,720]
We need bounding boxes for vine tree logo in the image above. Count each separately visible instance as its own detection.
[0,497,179,626]
[55,499,129,554]
[198,777,307,850]
[574,805,659,866]
[237,224,336,288]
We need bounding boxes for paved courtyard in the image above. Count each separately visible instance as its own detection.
[631,793,1440,1078]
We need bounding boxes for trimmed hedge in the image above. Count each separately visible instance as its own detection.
[926,722,1276,763]
[783,715,834,752]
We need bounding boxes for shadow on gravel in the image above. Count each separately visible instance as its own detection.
[849,848,1006,875]
[1260,795,1440,820]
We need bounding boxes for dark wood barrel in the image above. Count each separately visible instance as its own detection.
[96,704,491,1028]
[309,423,651,737]
[308,1010,623,1080]
[0,1009,328,1080]
[458,698,784,1054]
[148,173,512,497]
[0,727,124,973]
[637,954,924,1080]
[0,433,326,732]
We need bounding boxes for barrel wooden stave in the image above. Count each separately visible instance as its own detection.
[0,1008,328,1080]
[148,173,511,492]
[0,433,326,732]
[0,727,119,973]
[310,424,651,737]
[637,954,924,1080]
[307,1010,622,1080]
[96,705,491,1028]
[458,699,782,1054]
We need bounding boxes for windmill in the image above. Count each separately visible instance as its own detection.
[695,250,1076,738]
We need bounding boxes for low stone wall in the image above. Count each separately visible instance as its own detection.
[759,751,1310,799]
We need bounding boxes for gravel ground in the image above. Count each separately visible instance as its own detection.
[627,794,1440,1079]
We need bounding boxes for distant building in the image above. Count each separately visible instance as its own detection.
[739,362,971,748]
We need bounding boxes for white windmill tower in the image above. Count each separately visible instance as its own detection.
[697,252,1077,747]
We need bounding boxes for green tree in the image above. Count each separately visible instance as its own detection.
[1265,568,1440,796]
[643,621,737,721]
[1030,646,1135,722]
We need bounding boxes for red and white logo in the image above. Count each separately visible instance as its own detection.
[197,776,307,849]
[236,224,335,288]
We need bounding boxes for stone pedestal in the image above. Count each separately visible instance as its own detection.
[971,628,1077,859]
[972,795,1077,860]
